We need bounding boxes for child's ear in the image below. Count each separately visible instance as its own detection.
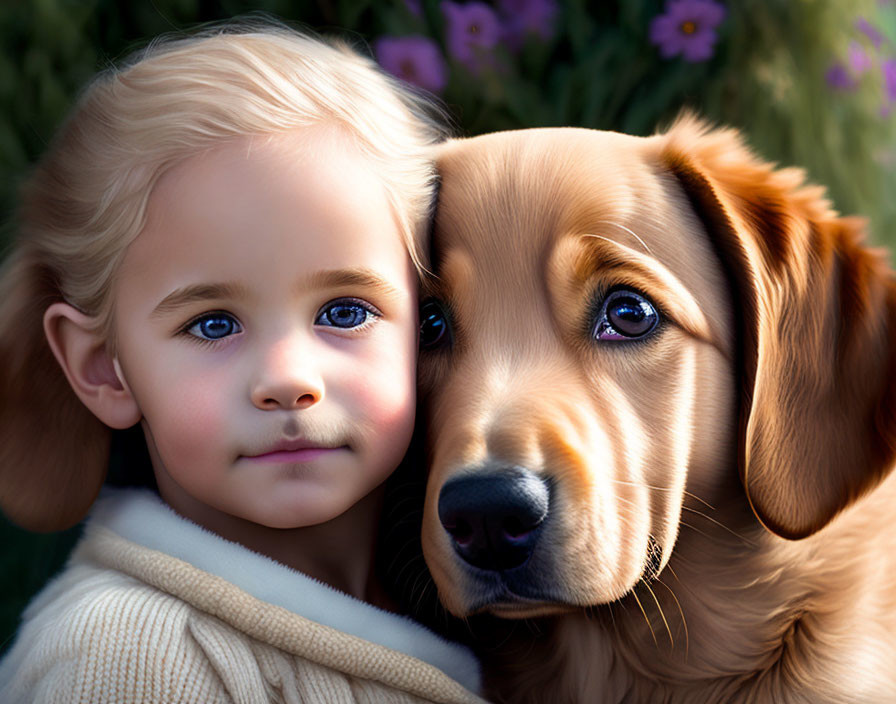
[43,302,141,430]
[1,252,112,531]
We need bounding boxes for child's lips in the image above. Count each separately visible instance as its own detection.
[245,447,341,464]
[242,439,346,464]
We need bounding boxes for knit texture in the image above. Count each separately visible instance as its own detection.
[0,493,486,704]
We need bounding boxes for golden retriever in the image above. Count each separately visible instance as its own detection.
[416,118,896,703]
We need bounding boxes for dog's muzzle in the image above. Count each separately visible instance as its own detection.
[437,466,551,571]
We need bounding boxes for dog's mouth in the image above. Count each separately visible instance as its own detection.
[451,555,590,618]
[485,600,576,619]
[432,464,664,616]
[466,580,578,619]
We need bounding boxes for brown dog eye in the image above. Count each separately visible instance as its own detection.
[593,289,659,341]
[420,300,451,349]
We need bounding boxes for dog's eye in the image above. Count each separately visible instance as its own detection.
[420,299,451,349]
[593,289,659,341]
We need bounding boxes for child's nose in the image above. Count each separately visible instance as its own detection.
[250,337,324,411]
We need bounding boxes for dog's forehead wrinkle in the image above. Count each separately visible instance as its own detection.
[434,248,566,357]
[571,225,734,356]
[439,129,652,240]
[583,225,652,257]
[440,141,738,352]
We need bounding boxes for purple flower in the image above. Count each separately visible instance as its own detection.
[497,0,559,48]
[848,41,873,75]
[404,0,423,16]
[826,62,858,91]
[442,1,503,72]
[856,17,886,48]
[375,35,448,93]
[649,0,726,63]
[884,58,896,102]
[882,58,896,117]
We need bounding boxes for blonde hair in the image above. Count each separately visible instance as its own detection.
[0,19,448,530]
[18,19,446,344]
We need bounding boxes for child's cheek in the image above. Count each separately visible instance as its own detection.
[361,381,413,437]
[351,346,417,447]
[144,370,234,473]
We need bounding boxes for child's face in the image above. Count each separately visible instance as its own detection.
[110,129,419,529]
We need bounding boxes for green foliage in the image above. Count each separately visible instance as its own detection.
[1,1,895,241]
[1,0,895,656]
[702,0,896,245]
[0,520,81,654]
[402,0,894,242]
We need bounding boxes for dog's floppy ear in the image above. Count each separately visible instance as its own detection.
[660,117,896,539]
[0,248,110,531]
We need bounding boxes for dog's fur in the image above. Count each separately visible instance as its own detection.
[417,119,896,703]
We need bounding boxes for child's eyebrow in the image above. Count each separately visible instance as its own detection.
[149,268,403,319]
[150,282,248,319]
[303,268,404,301]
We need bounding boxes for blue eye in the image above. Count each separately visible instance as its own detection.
[186,313,242,341]
[316,300,376,329]
[593,289,659,341]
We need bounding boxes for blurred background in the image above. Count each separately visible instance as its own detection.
[2,0,896,655]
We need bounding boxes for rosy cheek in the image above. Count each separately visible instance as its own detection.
[367,387,414,435]
[143,368,233,470]
[353,349,417,437]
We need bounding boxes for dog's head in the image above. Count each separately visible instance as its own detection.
[418,120,896,618]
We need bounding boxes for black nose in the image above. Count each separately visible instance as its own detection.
[437,468,550,571]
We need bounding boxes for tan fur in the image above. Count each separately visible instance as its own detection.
[419,119,896,703]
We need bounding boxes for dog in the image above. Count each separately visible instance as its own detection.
[415,118,896,703]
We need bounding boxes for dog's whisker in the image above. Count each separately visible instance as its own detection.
[413,579,442,624]
[629,587,658,648]
[599,600,622,642]
[663,563,707,611]
[590,220,653,255]
[423,584,442,622]
[609,493,639,509]
[681,506,756,546]
[681,490,717,512]
[655,576,689,659]
[609,478,716,511]
[678,520,716,543]
[640,579,674,650]
[391,552,426,590]
[582,233,627,252]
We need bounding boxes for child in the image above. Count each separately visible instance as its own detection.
[0,20,483,703]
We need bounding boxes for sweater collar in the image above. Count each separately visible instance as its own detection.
[88,487,481,693]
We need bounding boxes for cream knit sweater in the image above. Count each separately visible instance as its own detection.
[0,489,484,703]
